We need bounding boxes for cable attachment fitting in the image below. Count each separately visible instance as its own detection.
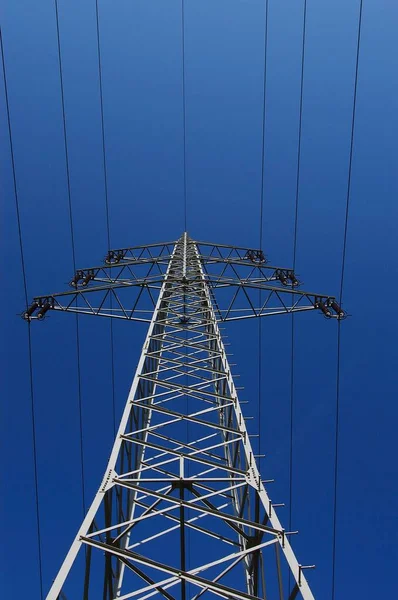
[70,270,95,287]
[105,250,124,264]
[314,297,346,319]
[316,300,332,317]
[276,269,300,287]
[244,249,267,264]
[24,302,39,320]
[81,271,95,287]
[70,270,84,287]
[23,297,55,321]
[288,272,300,287]
[328,300,345,319]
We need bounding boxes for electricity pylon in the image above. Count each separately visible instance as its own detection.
[25,233,344,600]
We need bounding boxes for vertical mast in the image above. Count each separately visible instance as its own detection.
[45,234,315,599]
[25,233,344,598]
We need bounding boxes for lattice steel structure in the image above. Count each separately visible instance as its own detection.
[25,233,344,600]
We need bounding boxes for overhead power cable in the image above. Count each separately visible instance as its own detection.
[54,0,86,514]
[1,25,44,599]
[181,0,188,231]
[332,1,363,598]
[258,0,269,469]
[289,0,307,550]
[288,1,308,594]
[180,3,190,588]
[95,0,117,437]
[292,0,307,274]
[95,0,111,252]
[259,0,269,249]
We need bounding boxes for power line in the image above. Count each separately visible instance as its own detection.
[54,0,76,270]
[288,1,307,593]
[94,0,117,438]
[181,0,188,231]
[292,0,307,273]
[332,321,343,599]
[109,319,117,439]
[0,25,44,599]
[180,3,189,586]
[258,0,269,469]
[332,2,363,598]
[1,29,28,305]
[95,0,111,251]
[289,0,307,544]
[54,0,86,513]
[338,1,363,308]
[259,0,269,249]
[27,326,44,599]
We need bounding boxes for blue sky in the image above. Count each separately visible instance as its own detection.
[1,0,398,598]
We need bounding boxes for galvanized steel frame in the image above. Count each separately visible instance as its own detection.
[24,236,344,324]
[28,234,340,599]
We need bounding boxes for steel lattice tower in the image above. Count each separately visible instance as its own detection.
[25,233,344,600]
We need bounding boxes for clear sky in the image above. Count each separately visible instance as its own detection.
[1,0,398,598]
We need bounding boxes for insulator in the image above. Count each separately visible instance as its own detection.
[24,302,38,319]
[256,250,266,263]
[37,303,51,319]
[278,272,288,285]
[70,273,82,287]
[330,300,344,317]
[288,273,299,287]
[318,301,331,317]
[105,250,124,263]
[82,274,93,286]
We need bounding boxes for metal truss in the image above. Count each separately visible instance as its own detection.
[24,236,344,324]
[26,234,344,600]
